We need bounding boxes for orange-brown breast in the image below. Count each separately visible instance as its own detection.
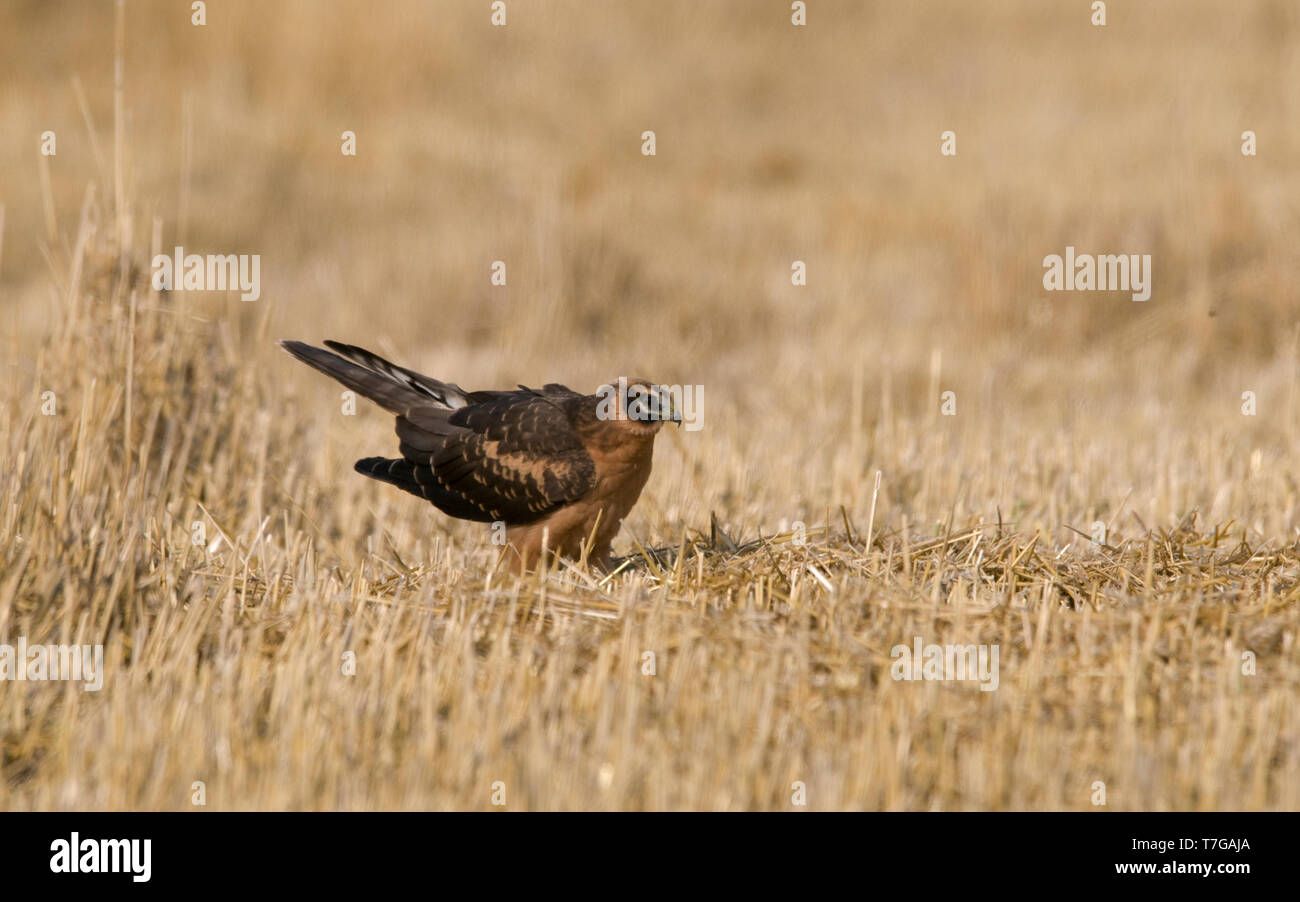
[505,424,657,571]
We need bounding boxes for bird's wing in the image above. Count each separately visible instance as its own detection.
[280,339,472,413]
[280,339,596,523]
[359,390,597,524]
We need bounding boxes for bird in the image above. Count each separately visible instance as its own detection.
[279,339,681,572]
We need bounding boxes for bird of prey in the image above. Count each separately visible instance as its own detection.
[279,340,680,571]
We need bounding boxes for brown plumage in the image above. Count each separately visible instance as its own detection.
[279,340,679,571]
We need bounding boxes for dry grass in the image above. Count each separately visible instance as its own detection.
[0,0,1298,810]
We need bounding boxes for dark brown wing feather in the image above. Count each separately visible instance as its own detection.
[320,340,474,408]
[279,340,450,414]
[359,394,595,523]
[281,340,596,524]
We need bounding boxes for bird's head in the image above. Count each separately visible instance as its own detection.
[592,377,682,435]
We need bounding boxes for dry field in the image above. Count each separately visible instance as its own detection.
[1,0,1298,810]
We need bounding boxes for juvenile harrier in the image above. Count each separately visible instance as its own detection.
[279,340,680,571]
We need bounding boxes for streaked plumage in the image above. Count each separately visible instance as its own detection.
[279,340,678,570]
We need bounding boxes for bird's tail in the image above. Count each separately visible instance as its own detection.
[278,340,471,413]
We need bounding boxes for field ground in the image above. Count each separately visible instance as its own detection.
[0,0,1298,809]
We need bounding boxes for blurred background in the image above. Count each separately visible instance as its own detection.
[2,0,1299,541]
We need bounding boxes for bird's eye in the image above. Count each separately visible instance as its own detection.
[627,389,654,421]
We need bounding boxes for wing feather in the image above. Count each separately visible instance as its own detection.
[371,392,595,523]
[281,339,596,524]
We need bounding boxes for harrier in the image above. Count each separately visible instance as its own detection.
[279,340,680,571]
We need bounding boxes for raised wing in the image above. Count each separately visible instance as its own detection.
[280,339,597,523]
[279,339,471,413]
